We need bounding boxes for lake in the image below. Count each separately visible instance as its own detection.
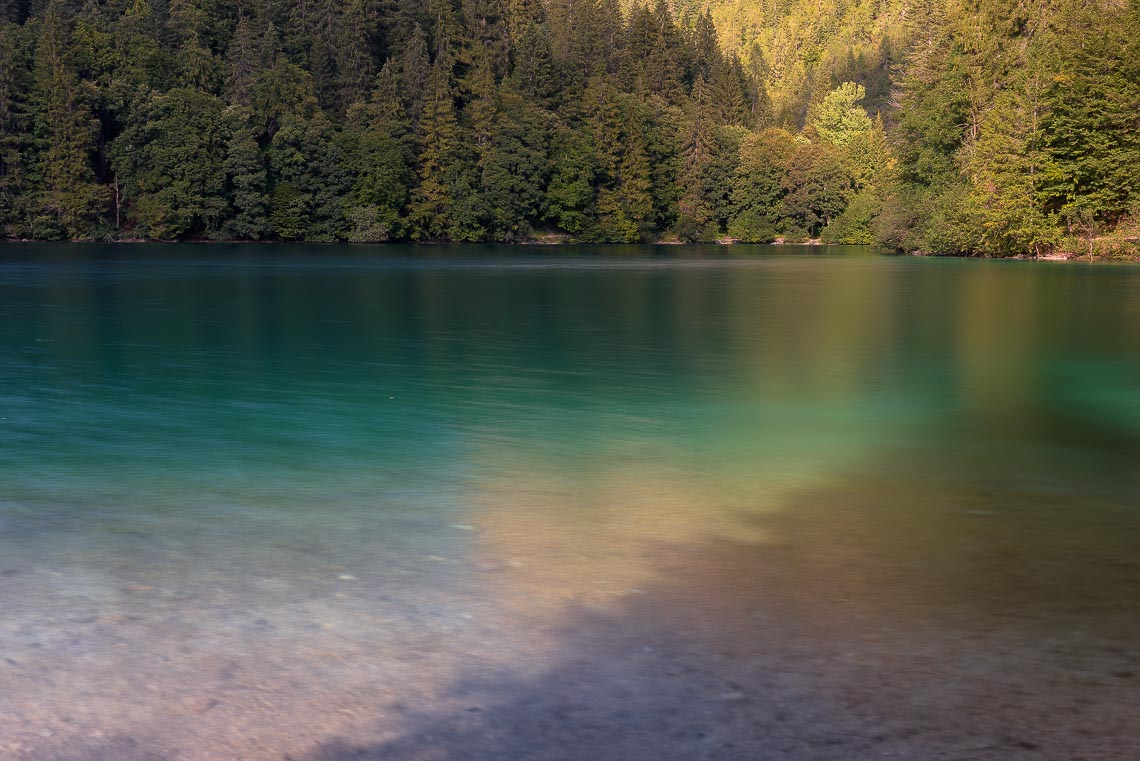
[1,244,1138,760]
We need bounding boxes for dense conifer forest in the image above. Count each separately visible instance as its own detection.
[0,0,1137,254]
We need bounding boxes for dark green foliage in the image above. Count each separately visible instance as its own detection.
[583,73,656,242]
[821,189,879,244]
[729,128,796,242]
[1036,2,1140,235]
[545,126,597,238]
[881,0,1139,256]
[267,109,349,241]
[676,76,719,241]
[222,105,270,239]
[110,88,227,239]
[0,22,34,234]
[225,16,264,107]
[781,139,853,237]
[510,19,555,103]
[340,69,411,242]
[477,88,550,241]
[0,0,1134,254]
[408,51,478,240]
[30,4,108,239]
[269,181,306,240]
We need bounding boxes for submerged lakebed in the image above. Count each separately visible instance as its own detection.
[1,244,1138,760]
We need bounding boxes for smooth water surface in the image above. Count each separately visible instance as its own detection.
[1,244,1138,760]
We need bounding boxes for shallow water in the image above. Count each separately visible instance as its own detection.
[1,244,1138,760]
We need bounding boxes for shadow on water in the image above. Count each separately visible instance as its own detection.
[287,471,1140,761]
[28,479,1140,753]
[35,459,1140,761]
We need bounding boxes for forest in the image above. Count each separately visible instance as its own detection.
[0,0,1138,255]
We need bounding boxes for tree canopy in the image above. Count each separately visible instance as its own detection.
[0,0,1136,255]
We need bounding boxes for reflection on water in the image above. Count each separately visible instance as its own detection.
[1,245,1138,760]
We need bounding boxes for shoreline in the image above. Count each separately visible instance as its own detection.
[2,237,1137,261]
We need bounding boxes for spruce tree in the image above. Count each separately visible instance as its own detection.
[676,75,717,241]
[409,52,471,239]
[31,3,107,238]
[0,21,32,234]
[222,104,270,239]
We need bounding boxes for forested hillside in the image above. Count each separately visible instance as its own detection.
[0,0,1137,254]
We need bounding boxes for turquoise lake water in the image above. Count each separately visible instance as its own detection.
[1,244,1138,760]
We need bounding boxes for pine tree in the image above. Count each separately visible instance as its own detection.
[341,60,411,241]
[546,125,597,237]
[691,9,719,81]
[266,114,310,239]
[643,96,682,232]
[478,85,549,240]
[510,19,554,103]
[300,110,349,240]
[110,88,228,239]
[398,25,430,120]
[0,21,32,234]
[177,33,221,92]
[462,0,510,77]
[0,0,1135,252]
[709,54,749,126]
[409,51,478,239]
[331,0,377,113]
[1037,0,1140,236]
[676,75,718,240]
[222,104,270,239]
[252,54,318,139]
[225,16,261,106]
[745,43,772,126]
[31,3,108,238]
